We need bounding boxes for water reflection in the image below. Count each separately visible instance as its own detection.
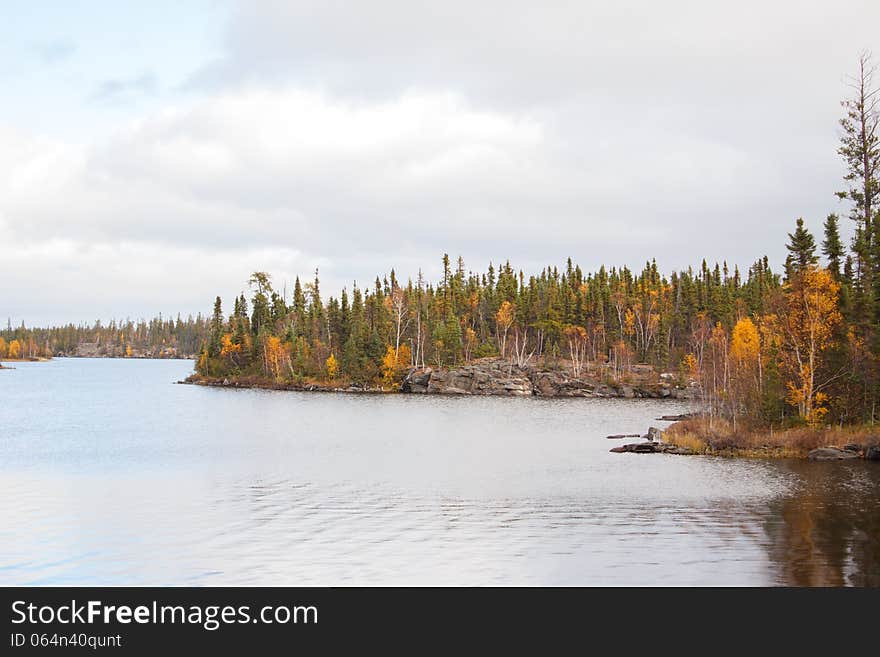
[764,462,880,586]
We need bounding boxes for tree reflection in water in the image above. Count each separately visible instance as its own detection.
[764,461,879,586]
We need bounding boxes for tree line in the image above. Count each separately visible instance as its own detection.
[0,315,209,360]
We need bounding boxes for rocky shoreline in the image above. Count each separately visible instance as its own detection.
[609,424,880,461]
[400,358,697,399]
[183,357,698,400]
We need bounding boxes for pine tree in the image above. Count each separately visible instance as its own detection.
[785,218,818,276]
[208,296,223,357]
[837,51,880,331]
[822,213,845,279]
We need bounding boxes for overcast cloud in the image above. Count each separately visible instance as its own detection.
[1,1,878,325]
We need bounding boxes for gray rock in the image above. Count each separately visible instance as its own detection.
[399,357,702,399]
[866,445,880,461]
[807,447,861,461]
[609,442,660,453]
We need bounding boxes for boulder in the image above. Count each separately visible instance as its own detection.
[609,442,660,453]
[865,445,880,461]
[807,447,861,461]
[643,426,663,442]
[400,367,432,393]
[662,446,695,455]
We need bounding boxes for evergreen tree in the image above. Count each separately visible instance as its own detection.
[785,217,818,276]
[822,213,845,278]
[208,296,223,357]
[837,52,880,331]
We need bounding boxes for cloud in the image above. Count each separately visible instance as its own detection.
[32,38,77,64]
[3,1,877,324]
[89,73,158,105]
[190,0,878,111]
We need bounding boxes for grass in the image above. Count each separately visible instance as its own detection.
[664,417,880,458]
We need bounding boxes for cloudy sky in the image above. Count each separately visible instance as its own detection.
[2,1,878,326]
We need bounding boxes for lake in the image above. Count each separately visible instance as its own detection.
[1,358,878,585]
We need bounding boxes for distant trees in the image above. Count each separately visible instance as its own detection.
[1,315,209,359]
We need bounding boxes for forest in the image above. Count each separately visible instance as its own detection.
[0,315,208,360]
[192,53,880,431]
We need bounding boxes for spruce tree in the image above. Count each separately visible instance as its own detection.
[208,296,223,357]
[785,217,818,275]
[837,52,880,331]
[822,213,845,278]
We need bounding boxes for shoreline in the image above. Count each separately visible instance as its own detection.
[1,357,52,363]
[185,357,700,400]
[611,418,880,461]
[179,375,691,400]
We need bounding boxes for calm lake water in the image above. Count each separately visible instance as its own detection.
[1,358,878,586]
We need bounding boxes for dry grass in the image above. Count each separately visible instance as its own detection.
[664,417,880,458]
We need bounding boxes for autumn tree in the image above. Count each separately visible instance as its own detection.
[564,325,589,377]
[495,301,515,358]
[262,335,287,380]
[728,317,762,426]
[765,267,842,425]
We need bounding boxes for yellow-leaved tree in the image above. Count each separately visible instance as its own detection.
[495,301,515,359]
[764,267,841,425]
[729,316,761,426]
[381,344,412,388]
[262,335,287,381]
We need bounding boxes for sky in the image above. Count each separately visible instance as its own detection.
[2,1,878,326]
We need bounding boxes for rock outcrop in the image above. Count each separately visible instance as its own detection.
[610,441,694,455]
[422,361,532,396]
[400,358,697,399]
[807,447,861,461]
